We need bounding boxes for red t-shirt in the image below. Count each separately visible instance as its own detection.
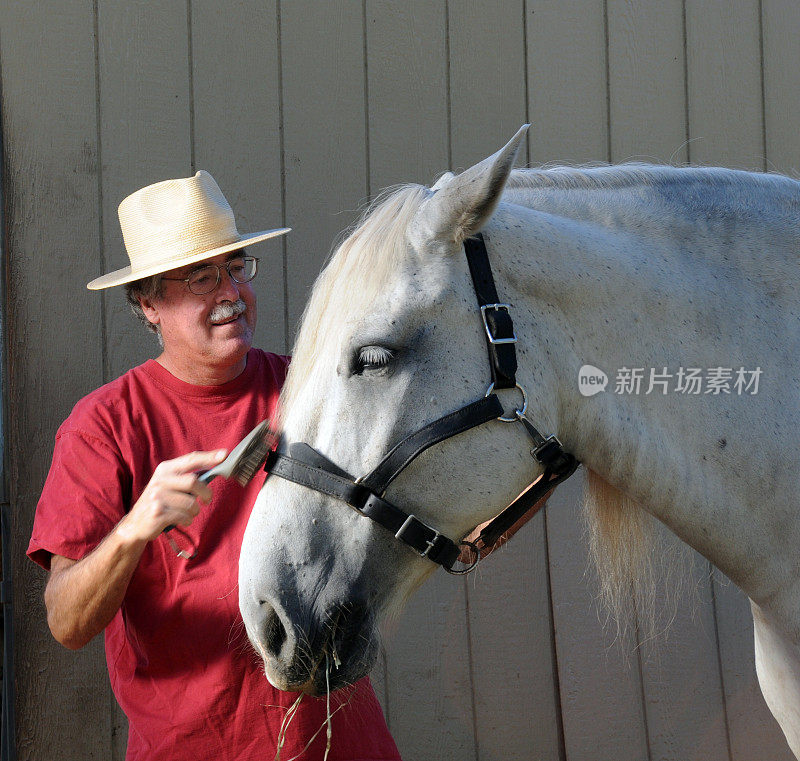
[28,349,401,761]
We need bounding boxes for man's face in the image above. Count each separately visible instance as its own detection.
[141,250,258,373]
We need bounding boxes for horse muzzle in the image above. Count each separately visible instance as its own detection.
[243,593,379,695]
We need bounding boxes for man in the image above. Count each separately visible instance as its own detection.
[28,171,401,761]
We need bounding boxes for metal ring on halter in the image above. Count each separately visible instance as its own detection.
[444,540,482,575]
[485,382,528,423]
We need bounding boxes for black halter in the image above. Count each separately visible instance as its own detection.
[264,233,579,574]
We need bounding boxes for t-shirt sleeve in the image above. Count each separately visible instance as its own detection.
[277,353,291,381]
[28,429,131,570]
[263,351,291,391]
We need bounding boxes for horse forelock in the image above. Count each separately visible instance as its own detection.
[278,183,430,424]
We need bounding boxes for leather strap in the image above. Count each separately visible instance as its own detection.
[464,233,517,389]
[473,454,579,551]
[360,395,503,494]
[266,449,369,507]
[265,449,461,568]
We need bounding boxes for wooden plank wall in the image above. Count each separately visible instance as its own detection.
[3,2,799,759]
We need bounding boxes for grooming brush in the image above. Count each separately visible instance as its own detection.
[196,418,276,486]
[164,419,277,557]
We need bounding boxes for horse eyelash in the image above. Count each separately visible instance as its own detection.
[356,345,395,371]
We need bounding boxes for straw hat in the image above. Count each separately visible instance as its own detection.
[87,171,290,290]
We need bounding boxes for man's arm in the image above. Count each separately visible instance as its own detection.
[44,449,226,650]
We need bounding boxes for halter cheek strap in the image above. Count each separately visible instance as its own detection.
[263,233,579,574]
[464,234,517,389]
[456,233,579,554]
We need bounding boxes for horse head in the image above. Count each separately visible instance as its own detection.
[239,126,563,694]
[236,133,800,758]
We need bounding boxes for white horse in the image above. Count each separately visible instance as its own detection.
[239,126,800,757]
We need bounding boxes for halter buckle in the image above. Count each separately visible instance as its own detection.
[395,514,441,557]
[531,435,565,464]
[480,303,517,345]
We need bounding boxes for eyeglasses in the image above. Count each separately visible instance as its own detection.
[162,256,259,295]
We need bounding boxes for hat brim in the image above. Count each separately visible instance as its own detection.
[86,227,291,290]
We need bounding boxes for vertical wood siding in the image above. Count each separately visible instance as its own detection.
[3,2,798,759]
[1,2,114,759]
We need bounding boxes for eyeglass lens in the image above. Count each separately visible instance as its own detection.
[187,257,258,295]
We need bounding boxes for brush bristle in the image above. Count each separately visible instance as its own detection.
[232,428,279,486]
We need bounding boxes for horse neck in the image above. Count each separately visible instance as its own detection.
[481,196,773,582]
[484,201,673,474]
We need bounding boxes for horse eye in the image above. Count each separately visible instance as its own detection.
[355,345,395,374]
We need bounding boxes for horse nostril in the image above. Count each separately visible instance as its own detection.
[260,601,288,657]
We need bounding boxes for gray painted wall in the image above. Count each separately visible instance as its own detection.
[2,1,798,759]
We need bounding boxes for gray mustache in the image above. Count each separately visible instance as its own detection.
[209,299,246,324]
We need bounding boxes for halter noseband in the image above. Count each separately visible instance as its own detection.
[263,233,579,574]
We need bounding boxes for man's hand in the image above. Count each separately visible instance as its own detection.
[45,449,227,649]
[117,449,227,542]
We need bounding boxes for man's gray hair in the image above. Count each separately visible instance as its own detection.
[125,274,163,337]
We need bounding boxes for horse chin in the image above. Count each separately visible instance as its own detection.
[261,641,378,696]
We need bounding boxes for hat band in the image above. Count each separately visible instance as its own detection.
[127,232,242,274]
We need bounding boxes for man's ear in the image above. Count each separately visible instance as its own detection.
[138,295,161,326]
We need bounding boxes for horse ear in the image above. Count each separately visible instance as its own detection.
[414,124,529,246]
[430,171,455,191]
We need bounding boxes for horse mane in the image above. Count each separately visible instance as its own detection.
[278,183,430,424]
[505,163,800,235]
[506,162,800,193]
[507,162,666,191]
[583,467,696,642]
[583,469,658,638]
